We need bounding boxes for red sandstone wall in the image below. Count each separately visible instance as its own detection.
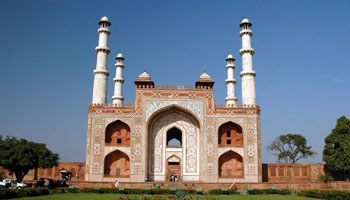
[21,162,85,182]
[4,162,325,185]
[262,163,325,183]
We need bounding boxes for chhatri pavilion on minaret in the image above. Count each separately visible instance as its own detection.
[86,16,262,183]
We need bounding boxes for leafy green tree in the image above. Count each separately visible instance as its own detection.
[0,136,59,182]
[268,134,316,163]
[323,116,350,180]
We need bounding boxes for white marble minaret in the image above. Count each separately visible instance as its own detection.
[240,18,256,105]
[225,54,237,105]
[92,16,111,104]
[112,53,125,105]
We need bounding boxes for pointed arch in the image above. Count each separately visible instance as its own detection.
[218,150,243,178]
[104,150,130,177]
[105,120,131,146]
[147,104,201,127]
[167,154,181,163]
[147,105,200,180]
[166,127,182,147]
[218,121,243,147]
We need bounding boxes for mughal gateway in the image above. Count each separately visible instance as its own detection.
[85,16,261,183]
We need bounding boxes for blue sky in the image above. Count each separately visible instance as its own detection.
[0,0,349,163]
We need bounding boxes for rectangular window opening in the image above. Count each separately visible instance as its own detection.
[227,140,231,145]
[117,139,122,144]
[168,162,180,166]
[227,131,231,137]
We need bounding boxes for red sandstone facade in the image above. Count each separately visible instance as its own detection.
[85,73,262,183]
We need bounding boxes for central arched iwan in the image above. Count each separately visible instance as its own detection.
[147,105,200,180]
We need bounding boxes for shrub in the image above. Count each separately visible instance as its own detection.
[277,189,291,195]
[320,174,334,184]
[0,188,50,199]
[100,188,117,193]
[78,188,94,193]
[209,189,238,195]
[0,189,17,199]
[298,189,350,200]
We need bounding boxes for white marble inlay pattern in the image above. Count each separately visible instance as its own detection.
[145,100,203,122]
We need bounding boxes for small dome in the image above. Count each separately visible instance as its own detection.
[116,53,124,60]
[241,18,250,23]
[99,16,111,25]
[101,16,109,22]
[226,54,234,59]
[199,70,211,82]
[138,70,151,81]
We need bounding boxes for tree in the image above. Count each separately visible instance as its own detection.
[323,116,350,180]
[268,134,316,163]
[0,136,59,182]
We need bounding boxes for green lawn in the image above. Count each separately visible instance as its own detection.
[13,193,319,200]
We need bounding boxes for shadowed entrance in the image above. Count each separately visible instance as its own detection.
[166,156,181,182]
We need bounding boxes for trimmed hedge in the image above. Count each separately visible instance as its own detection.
[237,189,291,195]
[208,189,238,195]
[298,189,350,200]
[0,188,50,199]
[47,187,196,195]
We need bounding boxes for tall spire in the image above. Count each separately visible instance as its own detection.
[92,16,111,104]
[239,18,256,105]
[225,54,237,105]
[112,53,125,105]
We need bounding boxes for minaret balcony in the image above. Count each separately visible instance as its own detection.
[97,27,111,35]
[93,69,109,76]
[113,78,125,83]
[95,46,111,54]
[225,79,237,84]
[240,71,256,77]
[239,30,253,37]
[225,64,235,69]
[239,48,255,55]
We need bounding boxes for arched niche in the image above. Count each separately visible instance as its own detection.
[105,120,131,146]
[104,150,130,177]
[218,121,243,147]
[166,127,182,147]
[78,168,85,180]
[218,151,243,178]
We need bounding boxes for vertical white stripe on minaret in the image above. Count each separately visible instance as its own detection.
[239,18,256,105]
[225,54,237,106]
[92,16,111,104]
[112,53,125,105]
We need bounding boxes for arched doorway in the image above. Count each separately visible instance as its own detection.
[218,151,244,178]
[218,122,243,147]
[105,120,131,146]
[104,150,130,177]
[166,156,181,182]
